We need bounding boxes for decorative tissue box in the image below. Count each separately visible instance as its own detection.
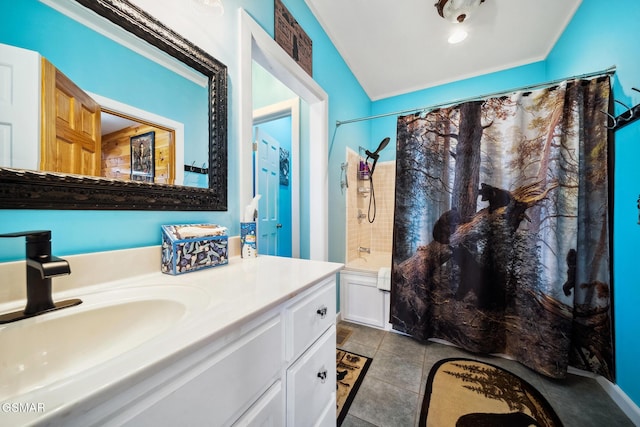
[161,224,228,275]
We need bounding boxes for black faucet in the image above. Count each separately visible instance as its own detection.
[0,230,81,323]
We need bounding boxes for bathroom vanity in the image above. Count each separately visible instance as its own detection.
[0,247,342,426]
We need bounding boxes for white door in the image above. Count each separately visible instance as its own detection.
[254,127,280,255]
[0,43,40,170]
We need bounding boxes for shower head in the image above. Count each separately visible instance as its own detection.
[365,137,391,176]
[365,137,391,160]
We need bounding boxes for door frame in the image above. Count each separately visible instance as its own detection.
[253,98,300,258]
[239,9,329,261]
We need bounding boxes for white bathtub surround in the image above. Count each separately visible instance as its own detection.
[0,245,342,426]
[345,251,391,273]
[376,267,391,291]
[340,268,392,330]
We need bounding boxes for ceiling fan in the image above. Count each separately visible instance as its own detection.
[435,0,486,23]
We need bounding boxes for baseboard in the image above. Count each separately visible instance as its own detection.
[559,366,640,424]
[596,376,640,425]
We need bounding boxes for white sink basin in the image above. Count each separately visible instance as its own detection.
[0,285,209,401]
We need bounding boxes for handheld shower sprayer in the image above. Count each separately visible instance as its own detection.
[364,137,390,176]
[365,137,391,223]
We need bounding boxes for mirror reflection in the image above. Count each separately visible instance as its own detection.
[0,0,209,188]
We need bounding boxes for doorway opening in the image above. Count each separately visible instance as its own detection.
[100,109,176,184]
[253,97,300,258]
[90,92,186,186]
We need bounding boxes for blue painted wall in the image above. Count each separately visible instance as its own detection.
[370,61,548,164]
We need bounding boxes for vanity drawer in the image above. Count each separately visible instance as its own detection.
[124,315,283,427]
[286,326,336,427]
[285,277,336,362]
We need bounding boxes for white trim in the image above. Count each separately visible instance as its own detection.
[595,377,640,425]
[88,92,185,185]
[253,98,301,258]
[40,0,207,87]
[567,366,640,425]
[239,9,329,261]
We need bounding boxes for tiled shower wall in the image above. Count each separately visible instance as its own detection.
[346,148,396,263]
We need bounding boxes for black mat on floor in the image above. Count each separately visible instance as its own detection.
[337,349,372,426]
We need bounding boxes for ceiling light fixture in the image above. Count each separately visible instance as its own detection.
[448,28,468,44]
[435,0,485,23]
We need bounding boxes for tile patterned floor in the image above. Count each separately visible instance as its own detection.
[337,321,635,427]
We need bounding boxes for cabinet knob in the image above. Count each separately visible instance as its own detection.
[316,306,328,319]
[317,369,328,383]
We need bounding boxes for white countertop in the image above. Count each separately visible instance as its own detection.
[0,251,343,426]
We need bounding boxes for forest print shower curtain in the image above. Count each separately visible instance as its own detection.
[391,77,614,380]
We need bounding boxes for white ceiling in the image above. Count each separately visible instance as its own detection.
[305,0,582,101]
[101,111,142,135]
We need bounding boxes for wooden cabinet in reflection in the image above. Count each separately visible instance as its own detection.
[40,58,175,184]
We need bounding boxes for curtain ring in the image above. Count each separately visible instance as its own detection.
[600,110,617,129]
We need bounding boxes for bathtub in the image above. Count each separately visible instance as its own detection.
[345,251,392,273]
[340,251,392,330]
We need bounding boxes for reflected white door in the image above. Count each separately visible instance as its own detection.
[0,43,40,170]
[254,127,280,255]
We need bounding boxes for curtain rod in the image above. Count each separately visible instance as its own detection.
[336,65,617,127]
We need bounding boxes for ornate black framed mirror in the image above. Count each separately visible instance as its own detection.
[0,0,227,210]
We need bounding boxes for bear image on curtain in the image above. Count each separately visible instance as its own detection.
[390,76,614,380]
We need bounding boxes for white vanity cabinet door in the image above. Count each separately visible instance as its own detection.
[316,398,338,427]
[286,277,336,362]
[123,315,283,427]
[286,326,336,427]
[233,381,284,427]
